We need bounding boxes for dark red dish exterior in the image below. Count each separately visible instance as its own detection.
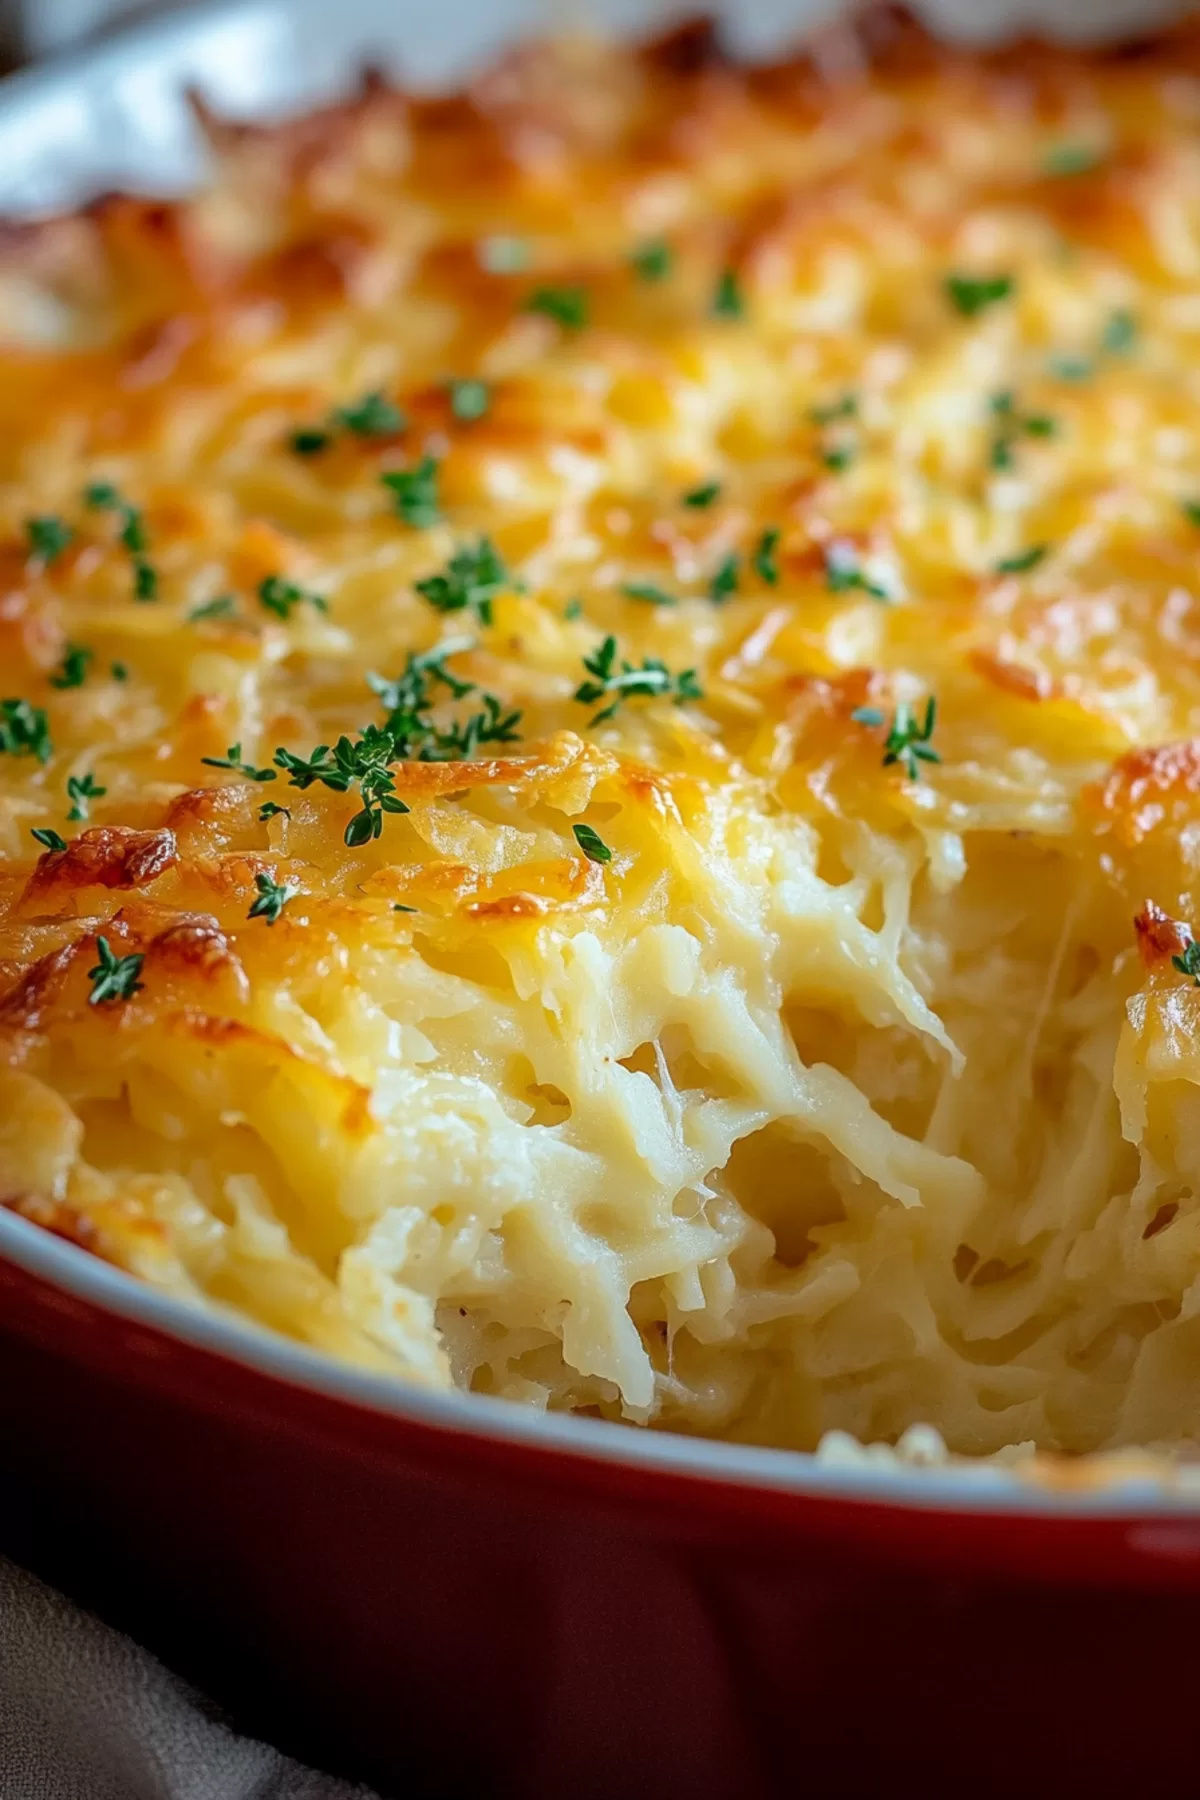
[0,1242,1198,1799]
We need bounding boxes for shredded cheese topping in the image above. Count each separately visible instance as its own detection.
[5,14,1200,1458]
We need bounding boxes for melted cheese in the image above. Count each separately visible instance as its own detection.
[5,15,1200,1457]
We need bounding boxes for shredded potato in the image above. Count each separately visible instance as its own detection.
[7,12,1200,1459]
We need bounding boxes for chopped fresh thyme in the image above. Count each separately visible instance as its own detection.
[944,273,1015,317]
[274,729,412,848]
[809,394,858,425]
[622,581,677,607]
[382,456,441,528]
[87,935,144,1006]
[574,634,702,724]
[524,286,588,330]
[1043,142,1104,177]
[683,481,721,508]
[709,553,740,603]
[290,427,332,457]
[187,594,238,623]
[1172,939,1200,985]
[1049,353,1093,382]
[573,822,612,864]
[821,445,856,472]
[31,827,67,853]
[259,801,291,821]
[753,528,780,586]
[0,699,51,763]
[258,575,328,620]
[988,392,1058,469]
[336,391,406,437]
[393,903,417,913]
[853,697,941,781]
[631,239,673,281]
[1104,308,1137,354]
[49,643,93,690]
[200,743,278,783]
[995,544,1049,575]
[824,543,888,601]
[564,597,583,620]
[110,662,128,682]
[1182,501,1200,529]
[247,871,298,925]
[711,267,744,319]
[415,538,511,626]
[85,482,158,600]
[447,379,490,422]
[479,235,529,274]
[66,771,105,821]
[26,516,73,565]
[367,643,522,763]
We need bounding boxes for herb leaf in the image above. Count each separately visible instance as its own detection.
[382,456,441,528]
[87,935,144,1007]
[274,728,412,848]
[1043,142,1103,177]
[995,544,1049,575]
[447,379,490,422]
[200,743,278,783]
[49,643,93,690]
[683,481,721,508]
[1172,939,1200,986]
[247,871,298,925]
[26,516,73,565]
[259,801,291,821]
[86,483,156,599]
[573,822,612,864]
[753,527,780,586]
[415,538,511,626]
[809,394,858,425]
[258,575,328,620]
[824,543,889,601]
[945,273,1015,317]
[480,236,530,274]
[856,697,941,781]
[0,699,51,763]
[66,771,105,821]
[712,267,744,320]
[187,594,237,623]
[631,240,673,282]
[336,391,406,437]
[574,634,702,724]
[290,428,332,457]
[524,287,588,331]
[709,553,740,603]
[622,581,677,608]
[1104,308,1137,354]
[31,827,67,853]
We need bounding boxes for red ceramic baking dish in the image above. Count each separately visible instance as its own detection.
[3,4,1200,1796]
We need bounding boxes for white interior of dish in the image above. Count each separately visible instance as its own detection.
[3,0,1200,1514]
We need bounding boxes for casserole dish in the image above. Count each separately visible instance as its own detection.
[3,3,1200,1795]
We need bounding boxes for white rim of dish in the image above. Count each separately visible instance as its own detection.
[1,2,1198,1525]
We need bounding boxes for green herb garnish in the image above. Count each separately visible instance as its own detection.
[995,544,1048,575]
[336,391,406,437]
[853,696,941,781]
[258,575,328,620]
[85,483,157,599]
[683,481,721,508]
[110,661,128,682]
[49,643,93,690]
[573,822,612,864]
[1103,308,1137,354]
[274,728,412,848]
[824,544,888,600]
[1043,142,1103,177]
[259,801,291,821]
[87,935,144,1007]
[574,634,702,724]
[415,538,511,626]
[524,287,588,330]
[753,528,780,586]
[821,446,856,471]
[1182,501,1200,529]
[248,871,298,925]
[479,236,530,274]
[26,516,73,565]
[447,379,490,422]
[0,699,51,763]
[809,394,858,425]
[1172,939,1200,985]
[945,273,1015,317]
[631,240,673,282]
[367,645,521,763]
[290,428,332,457]
[622,581,677,607]
[31,827,67,853]
[564,597,583,620]
[66,771,105,821]
[382,456,441,528]
[709,553,740,603]
[187,595,237,623]
[712,267,744,319]
[200,743,278,783]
